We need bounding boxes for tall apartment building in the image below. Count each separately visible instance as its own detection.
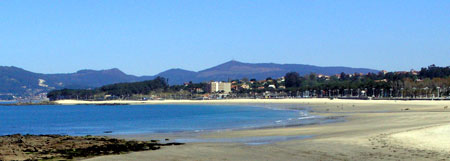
[207,81,231,93]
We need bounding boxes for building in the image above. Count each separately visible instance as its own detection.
[374,79,388,83]
[207,81,232,93]
[195,88,204,93]
[241,83,250,89]
[410,69,419,75]
[231,85,239,90]
[268,84,276,89]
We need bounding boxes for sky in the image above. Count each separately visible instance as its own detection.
[0,0,449,76]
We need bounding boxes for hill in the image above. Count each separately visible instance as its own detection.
[189,60,378,83]
[0,61,378,97]
[0,67,153,97]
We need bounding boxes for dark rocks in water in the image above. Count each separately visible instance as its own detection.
[104,131,113,133]
[0,134,184,161]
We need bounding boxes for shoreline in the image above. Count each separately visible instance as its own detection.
[54,98,450,106]
[1,103,325,139]
[108,112,345,143]
[4,99,450,160]
[84,99,450,161]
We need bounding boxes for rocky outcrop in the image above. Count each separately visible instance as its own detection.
[0,134,183,161]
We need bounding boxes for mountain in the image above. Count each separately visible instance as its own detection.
[159,60,378,84]
[156,69,197,84]
[0,66,46,96]
[0,67,153,97]
[45,68,152,88]
[0,61,378,97]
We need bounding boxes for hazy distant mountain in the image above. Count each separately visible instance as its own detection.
[145,60,377,84]
[0,61,378,97]
[156,68,197,84]
[0,67,153,97]
[189,60,378,82]
[45,68,154,88]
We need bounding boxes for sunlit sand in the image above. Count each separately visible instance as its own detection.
[74,98,450,161]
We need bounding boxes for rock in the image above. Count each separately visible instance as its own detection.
[0,134,184,160]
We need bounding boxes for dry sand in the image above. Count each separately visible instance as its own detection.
[72,99,450,161]
[56,98,448,106]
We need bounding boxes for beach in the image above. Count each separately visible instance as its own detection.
[56,98,449,106]
[63,98,450,161]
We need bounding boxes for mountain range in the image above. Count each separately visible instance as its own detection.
[0,60,378,97]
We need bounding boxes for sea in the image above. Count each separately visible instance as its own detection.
[0,104,340,136]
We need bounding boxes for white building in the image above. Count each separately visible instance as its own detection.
[208,81,231,93]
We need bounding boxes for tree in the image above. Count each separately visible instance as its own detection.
[285,72,300,88]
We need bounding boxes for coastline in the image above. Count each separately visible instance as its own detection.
[105,103,344,143]
[81,98,450,161]
[55,98,449,106]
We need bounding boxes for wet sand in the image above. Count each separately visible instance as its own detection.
[79,99,450,161]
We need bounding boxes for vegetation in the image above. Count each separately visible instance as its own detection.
[0,95,14,100]
[48,77,169,100]
[281,65,450,98]
[48,65,450,100]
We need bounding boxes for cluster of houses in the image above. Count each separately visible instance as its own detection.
[204,77,287,94]
[198,69,422,97]
[0,93,49,102]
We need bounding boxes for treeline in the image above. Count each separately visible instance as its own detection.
[419,65,450,79]
[283,65,450,97]
[47,77,169,101]
[0,95,14,100]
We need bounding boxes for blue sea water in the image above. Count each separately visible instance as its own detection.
[0,104,331,136]
[0,105,342,135]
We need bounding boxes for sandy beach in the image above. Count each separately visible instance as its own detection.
[56,98,449,106]
[68,98,450,161]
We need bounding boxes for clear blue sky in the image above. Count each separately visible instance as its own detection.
[0,0,449,76]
